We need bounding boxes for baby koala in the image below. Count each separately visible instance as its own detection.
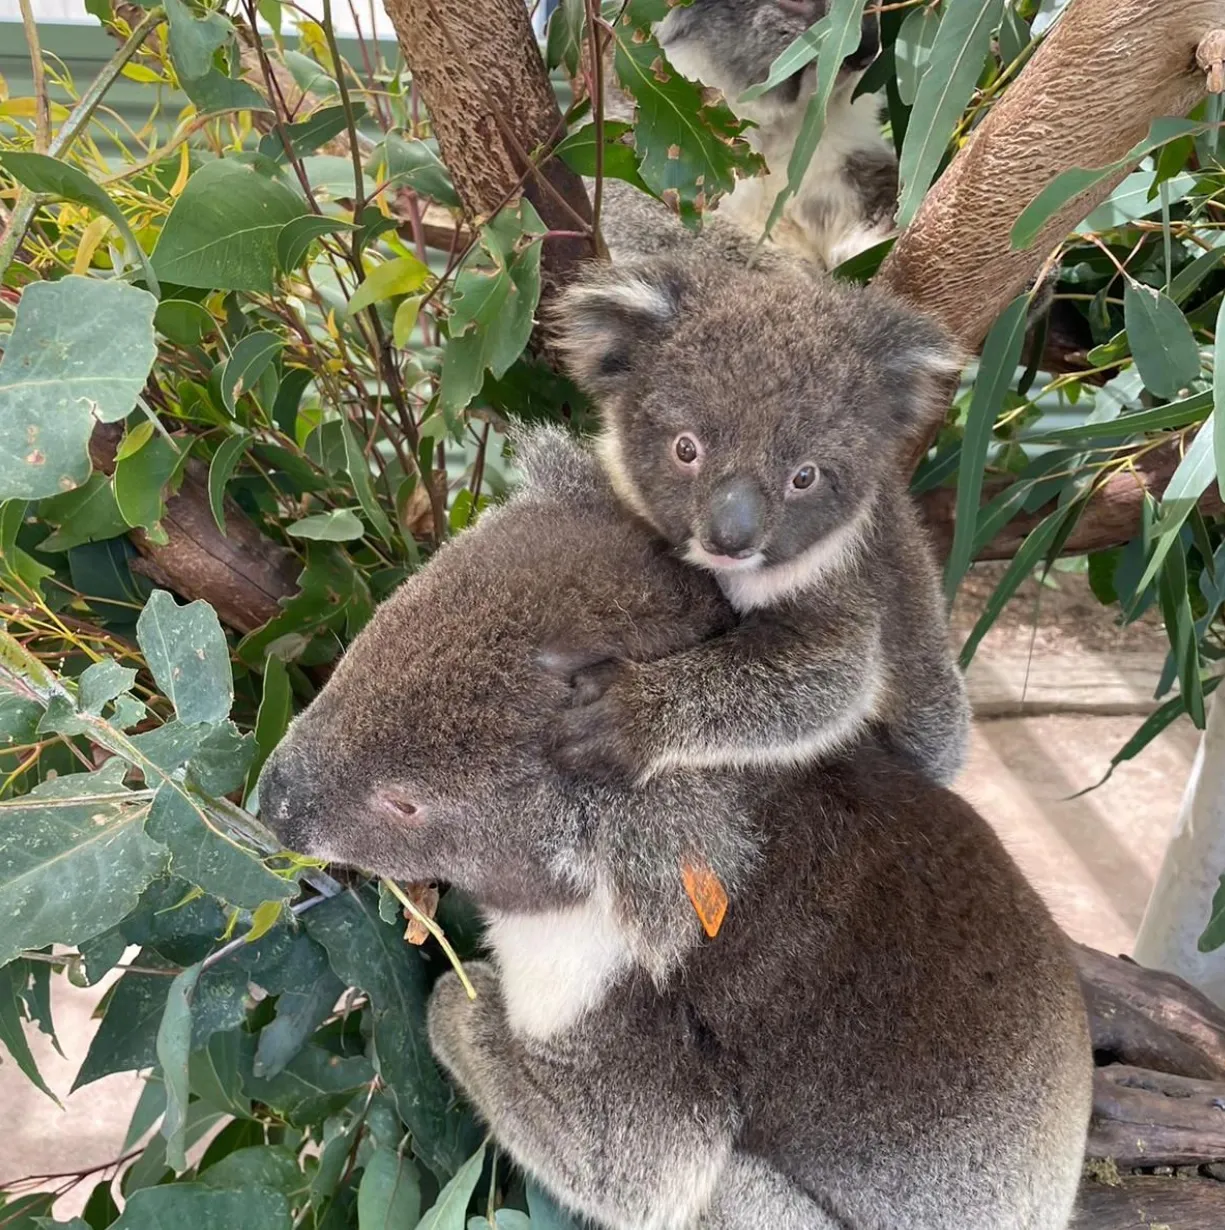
[548,254,969,789]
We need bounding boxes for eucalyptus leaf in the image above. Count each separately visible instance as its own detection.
[208,433,252,534]
[0,278,157,500]
[1123,278,1200,400]
[358,1148,422,1230]
[221,333,284,415]
[415,1144,487,1230]
[112,1183,290,1230]
[136,590,233,726]
[285,509,366,541]
[157,961,201,1171]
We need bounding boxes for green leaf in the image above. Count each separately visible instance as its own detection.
[894,4,941,106]
[157,961,201,1171]
[305,890,479,1176]
[1030,390,1212,443]
[612,1,763,228]
[144,783,293,910]
[348,255,432,317]
[78,660,139,714]
[221,333,284,416]
[112,1184,290,1230]
[737,15,829,102]
[1011,118,1209,250]
[1199,874,1225,953]
[959,501,1082,668]
[198,1145,305,1193]
[207,433,252,534]
[247,654,292,799]
[113,434,191,536]
[524,1187,582,1230]
[0,763,164,968]
[74,953,175,1090]
[152,160,309,293]
[136,590,233,726]
[0,151,159,293]
[554,121,650,194]
[1157,540,1205,728]
[545,0,584,74]
[285,509,366,541]
[0,278,157,500]
[1214,295,1225,502]
[370,133,460,208]
[262,103,366,164]
[944,294,1031,601]
[765,0,868,237]
[393,297,423,350]
[115,421,156,464]
[163,0,233,81]
[1077,170,1195,233]
[340,420,396,544]
[0,960,57,1101]
[276,216,358,272]
[37,474,129,553]
[1123,278,1200,400]
[242,1041,373,1126]
[358,1148,422,1230]
[185,722,256,797]
[897,0,1003,229]
[182,68,272,116]
[252,935,342,1079]
[439,202,546,419]
[1133,417,1216,599]
[82,1176,121,1230]
[156,298,217,347]
[415,1144,486,1230]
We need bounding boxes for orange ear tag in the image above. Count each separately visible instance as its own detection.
[681,858,729,939]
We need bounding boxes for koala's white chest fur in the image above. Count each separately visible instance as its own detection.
[485,884,634,1040]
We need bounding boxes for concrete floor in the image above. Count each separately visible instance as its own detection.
[0,710,1204,1207]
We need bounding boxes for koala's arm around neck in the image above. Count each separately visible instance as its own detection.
[551,607,883,782]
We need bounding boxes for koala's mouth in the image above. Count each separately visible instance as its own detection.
[684,539,765,573]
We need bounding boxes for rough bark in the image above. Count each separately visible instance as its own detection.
[1078,1174,1225,1227]
[918,438,1225,563]
[378,0,594,282]
[1076,944,1225,1082]
[878,0,1225,357]
[1090,1064,1225,1168]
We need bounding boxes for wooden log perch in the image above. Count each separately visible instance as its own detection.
[88,426,299,636]
[918,437,1225,563]
[1078,1174,1225,1227]
[378,0,594,284]
[879,0,1225,359]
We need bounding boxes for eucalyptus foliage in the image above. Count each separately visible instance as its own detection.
[3,0,1225,1222]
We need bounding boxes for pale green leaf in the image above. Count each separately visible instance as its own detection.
[0,278,157,499]
[359,1148,421,1230]
[347,255,431,317]
[894,4,941,107]
[112,1183,290,1230]
[1123,278,1200,400]
[157,961,201,1172]
[221,332,283,415]
[285,509,366,541]
[414,1144,486,1230]
[208,433,252,534]
[136,589,233,726]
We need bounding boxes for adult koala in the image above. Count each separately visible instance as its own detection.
[259,428,1092,1228]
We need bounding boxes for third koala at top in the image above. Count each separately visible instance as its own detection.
[546,254,970,789]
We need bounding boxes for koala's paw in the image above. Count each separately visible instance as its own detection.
[548,662,652,783]
[427,961,499,1081]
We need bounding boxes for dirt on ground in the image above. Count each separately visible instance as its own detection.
[950,562,1169,657]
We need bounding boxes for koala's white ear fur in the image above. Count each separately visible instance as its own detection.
[552,264,687,394]
[880,314,966,441]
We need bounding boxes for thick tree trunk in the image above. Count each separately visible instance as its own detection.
[879,0,1225,357]
[378,0,594,282]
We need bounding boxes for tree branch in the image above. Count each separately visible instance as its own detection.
[378,0,595,285]
[880,0,1225,354]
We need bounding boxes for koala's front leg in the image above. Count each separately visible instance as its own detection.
[549,613,881,782]
[428,968,733,1230]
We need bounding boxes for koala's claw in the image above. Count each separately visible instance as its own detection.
[548,668,650,783]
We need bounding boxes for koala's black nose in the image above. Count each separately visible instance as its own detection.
[706,477,767,557]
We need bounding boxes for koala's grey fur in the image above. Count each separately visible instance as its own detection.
[600,0,897,271]
[259,427,1091,1229]
[548,255,969,788]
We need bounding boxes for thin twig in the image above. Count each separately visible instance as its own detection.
[18,0,51,152]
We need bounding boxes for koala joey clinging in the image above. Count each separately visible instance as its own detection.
[549,254,969,790]
[258,428,1092,1229]
[656,0,897,269]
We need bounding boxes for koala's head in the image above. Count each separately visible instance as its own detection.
[553,257,960,581]
[258,453,730,921]
[656,0,880,124]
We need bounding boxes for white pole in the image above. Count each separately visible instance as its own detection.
[1133,687,1225,1005]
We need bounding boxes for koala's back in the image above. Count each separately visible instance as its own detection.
[678,752,1091,1225]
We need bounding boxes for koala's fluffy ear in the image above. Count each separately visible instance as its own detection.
[869,296,965,442]
[551,262,692,397]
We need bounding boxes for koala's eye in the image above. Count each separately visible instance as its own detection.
[674,434,701,466]
[790,464,819,492]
